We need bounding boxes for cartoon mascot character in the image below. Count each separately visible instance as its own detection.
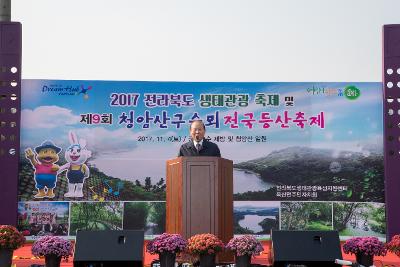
[25,140,62,199]
[58,131,91,198]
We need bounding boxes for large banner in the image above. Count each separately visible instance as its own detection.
[18,80,385,240]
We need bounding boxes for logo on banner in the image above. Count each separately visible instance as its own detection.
[41,84,93,99]
[76,85,93,100]
[306,84,360,100]
[344,85,361,100]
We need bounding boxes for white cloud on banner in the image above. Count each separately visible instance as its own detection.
[74,127,144,154]
[21,106,80,129]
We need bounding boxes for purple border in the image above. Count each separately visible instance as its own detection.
[383,24,400,239]
[0,22,396,236]
[0,22,21,225]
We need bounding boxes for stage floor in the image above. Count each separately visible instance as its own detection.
[11,241,400,267]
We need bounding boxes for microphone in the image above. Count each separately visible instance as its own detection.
[335,259,354,265]
[334,259,374,267]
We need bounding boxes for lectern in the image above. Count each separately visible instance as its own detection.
[166,156,234,262]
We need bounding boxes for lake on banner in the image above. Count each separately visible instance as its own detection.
[234,169,275,193]
[238,215,276,232]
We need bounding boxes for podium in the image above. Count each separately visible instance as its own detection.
[166,156,234,262]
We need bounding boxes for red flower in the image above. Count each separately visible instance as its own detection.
[386,235,400,257]
[343,237,386,257]
[0,225,26,250]
[187,234,224,255]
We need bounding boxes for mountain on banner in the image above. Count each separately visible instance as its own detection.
[234,146,384,202]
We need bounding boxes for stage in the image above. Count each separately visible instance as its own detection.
[11,241,400,267]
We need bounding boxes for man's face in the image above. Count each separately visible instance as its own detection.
[190,121,205,142]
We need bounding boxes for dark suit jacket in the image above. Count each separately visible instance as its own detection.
[178,139,221,157]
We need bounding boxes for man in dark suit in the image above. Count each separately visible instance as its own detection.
[178,120,221,157]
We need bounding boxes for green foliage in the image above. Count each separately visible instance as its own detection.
[148,202,166,234]
[281,202,332,230]
[235,225,254,234]
[333,203,361,232]
[89,169,166,201]
[69,202,123,235]
[369,205,386,234]
[333,203,386,236]
[369,220,385,234]
[120,180,165,200]
[234,188,277,201]
[340,228,355,236]
[306,221,332,231]
[258,217,279,234]
[371,205,385,225]
[144,177,152,191]
[123,202,149,230]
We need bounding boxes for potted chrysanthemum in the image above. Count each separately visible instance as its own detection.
[146,233,187,267]
[0,225,26,267]
[187,233,224,267]
[343,237,386,267]
[31,236,73,267]
[226,235,264,267]
[386,234,400,257]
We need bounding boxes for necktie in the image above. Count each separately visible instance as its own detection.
[196,143,201,153]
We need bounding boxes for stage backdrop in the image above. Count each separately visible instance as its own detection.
[18,80,385,240]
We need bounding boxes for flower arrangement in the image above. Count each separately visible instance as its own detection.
[187,233,224,255]
[226,235,264,257]
[0,225,26,250]
[146,233,187,254]
[386,234,400,257]
[343,237,387,256]
[31,236,73,259]
[21,230,31,236]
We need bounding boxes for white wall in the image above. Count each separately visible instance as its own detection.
[12,0,400,81]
